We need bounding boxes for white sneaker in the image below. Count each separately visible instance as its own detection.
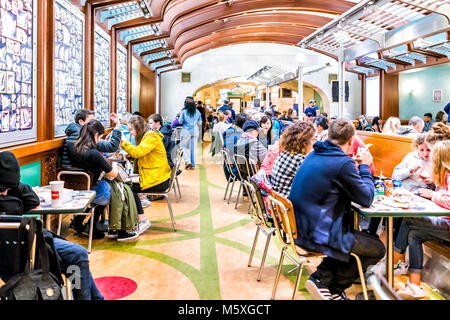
[368,258,408,276]
[137,217,151,235]
[140,199,152,208]
[397,281,427,300]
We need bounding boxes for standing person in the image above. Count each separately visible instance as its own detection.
[289,119,385,300]
[179,96,203,170]
[304,100,319,117]
[218,100,236,121]
[422,113,435,132]
[196,101,206,142]
[121,115,171,233]
[382,116,401,134]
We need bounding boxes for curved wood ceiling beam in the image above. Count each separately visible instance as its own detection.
[178,35,302,66]
[177,30,304,64]
[162,0,354,34]
[170,12,329,50]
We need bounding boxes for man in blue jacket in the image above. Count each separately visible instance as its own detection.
[289,118,385,300]
[218,100,236,121]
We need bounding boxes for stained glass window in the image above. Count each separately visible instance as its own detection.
[0,0,37,148]
[94,25,110,125]
[117,44,127,116]
[54,0,84,137]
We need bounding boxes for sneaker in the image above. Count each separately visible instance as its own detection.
[137,217,151,235]
[305,276,333,300]
[69,219,85,234]
[140,199,152,208]
[117,230,139,242]
[397,281,427,300]
[368,258,408,277]
[107,230,119,239]
[185,163,192,170]
[330,289,351,300]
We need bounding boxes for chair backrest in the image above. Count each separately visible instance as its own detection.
[167,149,184,192]
[248,158,258,177]
[57,170,91,191]
[220,148,236,179]
[175,127,182,141]
[233,154,252,181]
[266,192,299,253]
[243,181,264,222]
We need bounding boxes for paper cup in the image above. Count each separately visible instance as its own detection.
[63,188,73,202]
[50,181,65,208]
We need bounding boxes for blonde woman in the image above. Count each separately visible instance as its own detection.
[382,116,401,134]
[212,111,231,136]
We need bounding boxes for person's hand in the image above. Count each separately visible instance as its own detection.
[409,164,421,174]
[354,147,373,166]
[418,188,434,199]
[110,112,120,125]
[418,175,433,185]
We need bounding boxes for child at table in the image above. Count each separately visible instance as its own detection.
[371,140,450,299]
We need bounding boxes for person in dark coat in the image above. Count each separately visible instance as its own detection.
[149,113,175,168]
[196,101,207,142]
[288,119,385,300]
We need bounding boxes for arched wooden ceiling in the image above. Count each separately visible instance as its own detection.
[93,0,358,72]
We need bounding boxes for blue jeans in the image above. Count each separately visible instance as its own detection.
[181,130,199,168]
[53,238,103,300]
[92,180,111,206]
[394,217,450,273]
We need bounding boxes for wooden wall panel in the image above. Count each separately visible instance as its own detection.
[380,71,399,120]
[138,61,156,118]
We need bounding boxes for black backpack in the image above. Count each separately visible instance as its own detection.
[0,195,23,216]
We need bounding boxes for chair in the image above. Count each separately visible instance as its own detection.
[244,180,276,282]
[56,169,95,254]
[174,127,183,145]
[173,148,183,201]
[233,154,256,209]
[266,192,369,300]
[141,149,183,231]
[0,216,72,300]
[367,273,401,300]
[220,148,237,204]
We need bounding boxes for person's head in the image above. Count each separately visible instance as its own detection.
[196,101,203,107]
[280,121,316,156]
[133,111,143,117]
[309,100,315,106]
[306,112,314,122]
[424,113,433,123]
[409,116,425,133]
[184,96,197,116]
[431,140,450,187]
[259,115,272,131]
[0,151,21,193]
[218,111,226,123]
[74,109,95,126]
[128,115,150,145]
[328,119,356,153]
[242,120,259,138]
[225,110,231,119]
[228,101,234,108]
[264,110,273,117]
[425,122,450,149]
[287,108,293,116]
[234,113,249,129]
[435,110,445,122]
[292,109,298,117]
[75,119,105,154]
[321,112,328,118]
[223,99,229,106]
[314,115,329,133]
[382,116,401,134]
[148,113,163,131]
[413,134,431,161]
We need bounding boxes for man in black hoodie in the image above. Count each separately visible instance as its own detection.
[148,113,175,168]
[0,151,103,300]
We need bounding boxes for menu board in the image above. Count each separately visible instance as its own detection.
[0,0,37,148]
[116,44,127,116]
[54,0,84,137]
[94,25,110,125]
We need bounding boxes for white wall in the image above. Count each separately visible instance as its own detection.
[160,43,361,121]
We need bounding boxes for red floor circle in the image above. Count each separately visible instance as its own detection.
[94,276,137,300]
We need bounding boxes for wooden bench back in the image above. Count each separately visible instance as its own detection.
[356,131,413,177]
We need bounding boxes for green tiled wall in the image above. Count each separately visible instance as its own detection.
[20,161,41,187]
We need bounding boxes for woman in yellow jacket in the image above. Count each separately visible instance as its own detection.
[121,115,172,233]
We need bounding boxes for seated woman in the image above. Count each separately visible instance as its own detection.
[258,115,277,148]
[121,115,172,229]
[271,121,316,197]
[382,116,401,134]
[67,120,122,240]
[212,111,231,136]
[313,115,329,142]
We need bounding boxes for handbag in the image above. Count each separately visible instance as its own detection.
[0,217,63,300]
[115,161,129,183]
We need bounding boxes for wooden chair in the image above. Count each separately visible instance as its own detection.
[266,192,369,300]
[57,169,95,254]
[244,180,276,281]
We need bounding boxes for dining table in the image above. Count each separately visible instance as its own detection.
[352,193,450,288]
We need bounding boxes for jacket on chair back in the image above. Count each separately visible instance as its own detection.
[122,130,172,190]
[288,140,375,262]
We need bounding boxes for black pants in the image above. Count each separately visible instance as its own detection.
[311,230,385,291]
[73,205,105,233]
[131,180,170,215]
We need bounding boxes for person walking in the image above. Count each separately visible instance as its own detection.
[179,96,203,170]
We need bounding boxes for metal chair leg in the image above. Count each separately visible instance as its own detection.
[224,178,231,200]
[271,246,287,300]
[292,260,305,300]
[176,177,181,200]
[227,177,236,204]
[351,253,369,300]
[257,231,272,281]
[88,209,94,254]
[166,195,177,231]
[248,225,261,267]
[234,181,243,209]
[57,215,62,236]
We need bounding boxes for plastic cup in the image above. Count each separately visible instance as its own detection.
[63,188,73,203]
[50,181,65,208]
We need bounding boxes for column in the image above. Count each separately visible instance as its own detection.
[156,73,161,114]
[265,84,270,108]
[298,65,304,114]
[338,60,345,118]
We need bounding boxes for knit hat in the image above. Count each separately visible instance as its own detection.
[243,120,259,132]
[0,151,20,189]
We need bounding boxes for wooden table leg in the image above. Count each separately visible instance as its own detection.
[386,216,394,287]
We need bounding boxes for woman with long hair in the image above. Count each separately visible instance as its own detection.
[258,115,275,148]
[382,116,401,134]
[67,120,121,239]
[122,115,172,231]
[372,116,382,133]
[179,96,203,169]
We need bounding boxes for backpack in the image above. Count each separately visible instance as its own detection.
[0,195,23,216]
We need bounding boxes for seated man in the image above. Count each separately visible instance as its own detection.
[222,113,248,181]
[396,116,424,138]
[148,113,175,169]
[0,151,103,300]
[236,120,268,180]
[289,119,385,300]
